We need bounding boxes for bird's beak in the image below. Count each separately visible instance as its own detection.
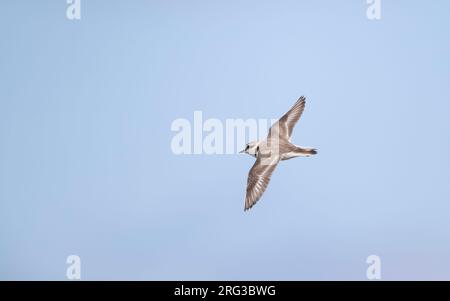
[239,149,245,154]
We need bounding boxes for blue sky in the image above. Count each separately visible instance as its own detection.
[1,0,450,280]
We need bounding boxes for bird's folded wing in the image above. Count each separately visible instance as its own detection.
[268,96,306,141]
[245,156,279,211]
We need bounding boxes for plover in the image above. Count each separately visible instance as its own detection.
[239,96,317,211]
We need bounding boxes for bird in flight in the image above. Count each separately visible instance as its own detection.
[239,96,317,211]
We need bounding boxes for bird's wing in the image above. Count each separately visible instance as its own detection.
[245,155,279,211]
[268,96,306,141]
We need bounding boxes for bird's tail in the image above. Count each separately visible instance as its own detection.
[296,147,317,156]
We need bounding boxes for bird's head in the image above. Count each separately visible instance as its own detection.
[239,140,261,157]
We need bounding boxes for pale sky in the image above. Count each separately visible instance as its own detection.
[1,0,450,280]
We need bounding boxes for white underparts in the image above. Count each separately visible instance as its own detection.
[281,151,311,160]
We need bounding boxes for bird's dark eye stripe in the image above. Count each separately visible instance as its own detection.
[245,145,249,150]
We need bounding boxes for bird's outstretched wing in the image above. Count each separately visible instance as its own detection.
[268,96,306,141]
[245,155,279,211]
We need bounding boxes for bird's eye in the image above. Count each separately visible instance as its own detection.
[256,146,260,152]
[245,145,249,150]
